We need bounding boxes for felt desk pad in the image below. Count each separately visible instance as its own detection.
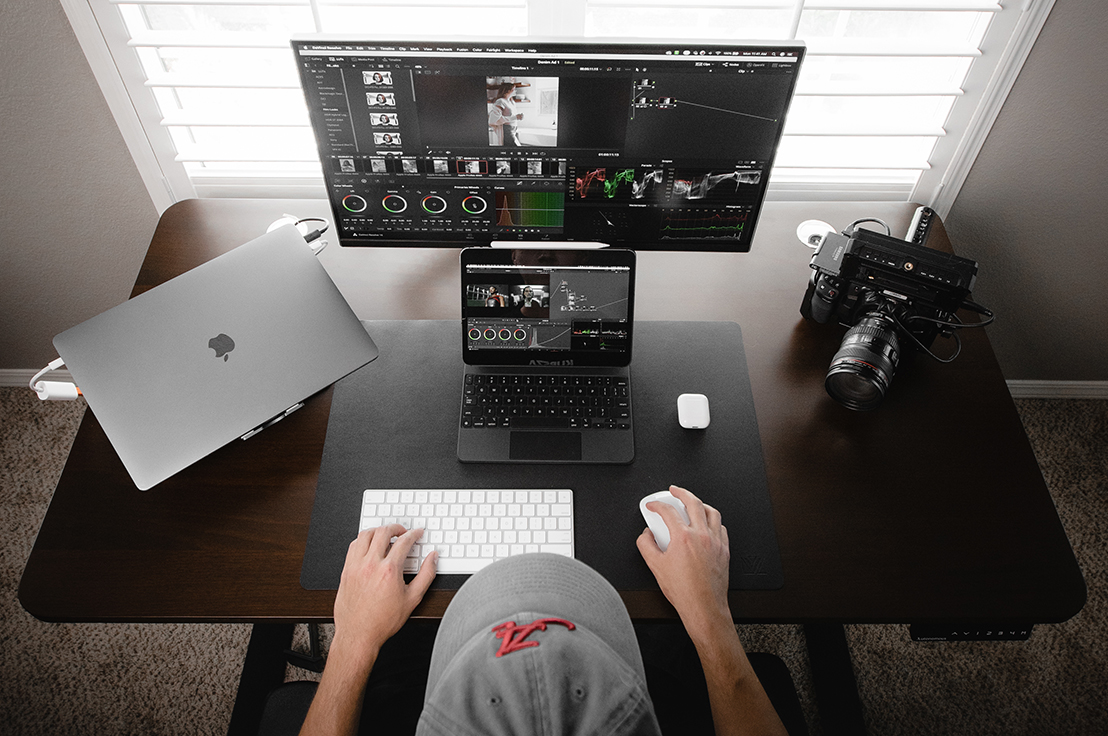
[302,320,782,592]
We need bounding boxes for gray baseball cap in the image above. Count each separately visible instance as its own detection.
[417,553,662,735]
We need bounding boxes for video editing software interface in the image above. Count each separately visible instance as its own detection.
[294,39,804,251]
[462,253,632,364]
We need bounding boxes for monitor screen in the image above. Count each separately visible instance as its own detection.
[460,247,635,366]
[292,37,804,251]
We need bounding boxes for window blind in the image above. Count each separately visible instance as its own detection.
[67,0,1053,213]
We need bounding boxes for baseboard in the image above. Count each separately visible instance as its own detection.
[4,369,1106,399]
[1006,380,1108,399]
[0,369,76,387]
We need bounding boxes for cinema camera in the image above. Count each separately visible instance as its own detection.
[800,220,993,411]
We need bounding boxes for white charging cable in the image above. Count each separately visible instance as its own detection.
[30,357,80,401]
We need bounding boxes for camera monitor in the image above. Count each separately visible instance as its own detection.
[292,37,804,252]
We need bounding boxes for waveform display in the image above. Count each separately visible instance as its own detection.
[633,169,664,200]
[495,191,565,227]
[661,210,748,240]
[672,170,761,200]
[574,168,635,199]
[571,322,629,352]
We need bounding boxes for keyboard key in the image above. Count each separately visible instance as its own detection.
[434,558,496,574]
[511,416,570,429]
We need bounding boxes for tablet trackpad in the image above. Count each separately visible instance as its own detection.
[510,432,582,461]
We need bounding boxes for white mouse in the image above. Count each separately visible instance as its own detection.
[640,490,691,552]
[677,393,710,429]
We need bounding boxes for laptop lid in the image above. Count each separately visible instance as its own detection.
[53,226,379,490]
[460,247,635,367]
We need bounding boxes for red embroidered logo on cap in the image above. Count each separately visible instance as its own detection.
[491,618,576,657]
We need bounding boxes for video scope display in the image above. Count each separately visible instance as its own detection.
[463,260,632,363]
[293,38,804,252]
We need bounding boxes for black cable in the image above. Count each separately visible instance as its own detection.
[893,294,994,363]
[894,312,963,363]
[295,217,329,243]
[904,305,995,330]
[958,299,995,326]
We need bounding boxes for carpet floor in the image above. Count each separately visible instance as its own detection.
[2,387,1105,735]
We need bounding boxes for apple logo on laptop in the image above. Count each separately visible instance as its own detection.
[208,333,235,362]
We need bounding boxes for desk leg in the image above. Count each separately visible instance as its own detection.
[285,622,327,672]
[227,623,295,736]
[804,623,867,736]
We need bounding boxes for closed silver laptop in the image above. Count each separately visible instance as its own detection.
[53,226,379,490]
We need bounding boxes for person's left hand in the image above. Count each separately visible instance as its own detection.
[332,525,437,663]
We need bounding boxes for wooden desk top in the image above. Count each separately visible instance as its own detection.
[19,198,1087,624]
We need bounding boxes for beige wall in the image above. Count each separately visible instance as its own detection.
[1,0,1105,381]
[944,0,1108,381]
[0,0,158,371]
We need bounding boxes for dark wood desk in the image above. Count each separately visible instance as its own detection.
[19,199,1086,628]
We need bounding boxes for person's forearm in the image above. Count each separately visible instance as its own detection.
[298,641,379,736]
[687,616,788,736]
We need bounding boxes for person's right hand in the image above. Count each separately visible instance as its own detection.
[332,525,437,663]
[638,488,789,736]
[636,485,732,639]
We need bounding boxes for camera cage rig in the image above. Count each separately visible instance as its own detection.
[801,224,992,360]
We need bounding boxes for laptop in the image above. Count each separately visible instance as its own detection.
[53,226,380,490]
[457,247,636,464]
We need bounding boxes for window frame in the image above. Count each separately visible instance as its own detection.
[59,0,1057,219]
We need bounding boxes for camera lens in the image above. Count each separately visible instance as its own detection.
[825,314,900,411]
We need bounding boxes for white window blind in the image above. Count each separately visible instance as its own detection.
[62,0,1055,215]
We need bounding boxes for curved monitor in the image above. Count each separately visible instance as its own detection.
[292,37,804,252]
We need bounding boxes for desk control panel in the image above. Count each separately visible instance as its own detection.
[910,624,1034,642]
[360,488,574,575]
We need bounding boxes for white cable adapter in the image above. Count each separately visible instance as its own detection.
[30,357,80,401]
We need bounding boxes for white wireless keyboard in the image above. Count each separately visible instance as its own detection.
[360,489,574,574]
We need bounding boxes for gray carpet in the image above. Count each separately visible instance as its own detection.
[1,387,1105,734]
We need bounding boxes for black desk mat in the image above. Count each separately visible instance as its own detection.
[302,320,782,592]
